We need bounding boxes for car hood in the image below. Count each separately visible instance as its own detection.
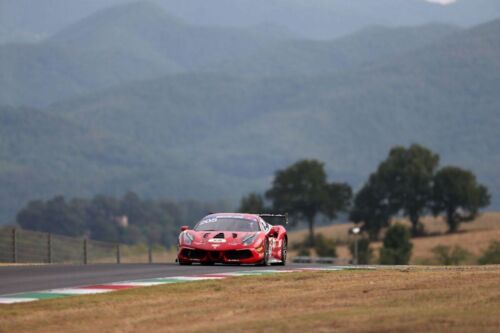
[189,230,257,242]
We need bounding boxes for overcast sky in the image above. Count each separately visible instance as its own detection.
[426,0,456,4]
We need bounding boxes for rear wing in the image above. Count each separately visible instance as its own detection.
[258,213,288,225]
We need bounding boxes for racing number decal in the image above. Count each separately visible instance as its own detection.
[269,238,281,250]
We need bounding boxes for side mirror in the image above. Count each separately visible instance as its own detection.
[180,226,189,232]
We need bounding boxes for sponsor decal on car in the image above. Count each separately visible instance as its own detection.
[208,238,226,243]
[199,217,217,225]
[269,238,281,249]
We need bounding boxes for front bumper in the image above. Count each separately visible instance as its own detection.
[177,246,264,264]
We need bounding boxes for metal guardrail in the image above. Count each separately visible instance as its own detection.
[292,256,352,265]
[0,227,162,264]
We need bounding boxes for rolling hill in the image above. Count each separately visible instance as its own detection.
[0,1,287,107]
[0,104,260,222]
[44,19,500,208]
[157,0,500,39]
[208,24,459,76]
[0,1,466,108]
[1,0,499,43]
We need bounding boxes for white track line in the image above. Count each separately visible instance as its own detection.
[0,298,38,304]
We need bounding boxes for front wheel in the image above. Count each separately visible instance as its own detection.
[258,239,270,266]
[276,239,287,266]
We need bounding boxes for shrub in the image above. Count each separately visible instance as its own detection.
[297,247,311,257]
[379,224,413,265]
[293,233,337,257]
[314,234,337,257]
[431,245,470,265]
[478,240,500,265]
[349,237,373,264]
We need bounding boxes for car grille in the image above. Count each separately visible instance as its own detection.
[225,250,253,260]
[181,249,253,261]
[209,251,223,260]
[181,249,206,260]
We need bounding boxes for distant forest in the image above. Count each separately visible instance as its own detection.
[15,145,490,247]
[16,193,230,247]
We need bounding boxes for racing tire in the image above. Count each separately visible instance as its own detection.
[276,239,287,266]
[258,239,270,266]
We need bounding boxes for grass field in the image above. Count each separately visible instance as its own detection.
[0,266,499,333]
[289,212,500,263]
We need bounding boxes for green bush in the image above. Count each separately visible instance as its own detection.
[293,233,336,257]
[349,237,373,264]
[297,247,311,257]
[379,224,413,265]
[431,245,470,265]
[478,241,500,265]
[314,234,337,257]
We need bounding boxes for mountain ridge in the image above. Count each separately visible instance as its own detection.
[0,1,288,107]
[44,18,500,211]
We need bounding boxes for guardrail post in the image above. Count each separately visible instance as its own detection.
[116,244,121,264]
[11,228,17,263]
[47,233,52,263]
[148,245,152,264]
[83,239,88,264]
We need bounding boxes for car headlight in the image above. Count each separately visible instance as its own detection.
[182,232,194,245]
[242,233,258,246]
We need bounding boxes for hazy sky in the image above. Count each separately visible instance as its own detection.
[426,0,456,4]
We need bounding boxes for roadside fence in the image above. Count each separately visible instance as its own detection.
[0,227,170,264]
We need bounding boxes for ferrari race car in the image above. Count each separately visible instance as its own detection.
[177,213,287,265]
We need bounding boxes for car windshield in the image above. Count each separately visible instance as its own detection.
[194,217,260,232]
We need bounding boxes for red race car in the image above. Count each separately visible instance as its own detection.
[177,213,287,265]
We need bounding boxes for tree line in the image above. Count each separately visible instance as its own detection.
[16,192,228,247]
[15,143,490,249]
[240,144,490,243]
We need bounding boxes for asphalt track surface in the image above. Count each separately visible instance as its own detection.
[0,263,322,295]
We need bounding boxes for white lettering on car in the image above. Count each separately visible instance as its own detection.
[268,238,281,249]
[208,238,226,243]
[199,217,217,225]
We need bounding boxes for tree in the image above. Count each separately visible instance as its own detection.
[16,200,47,232]
[85,195,120,242]
[266,159,352,245]
[349,174,392,241]
[15,192,236,247]
[379,224,413,265]
[17,196,85,237]
[433,166,490,233]
[377,144,439,236]
[238,193,266,213]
